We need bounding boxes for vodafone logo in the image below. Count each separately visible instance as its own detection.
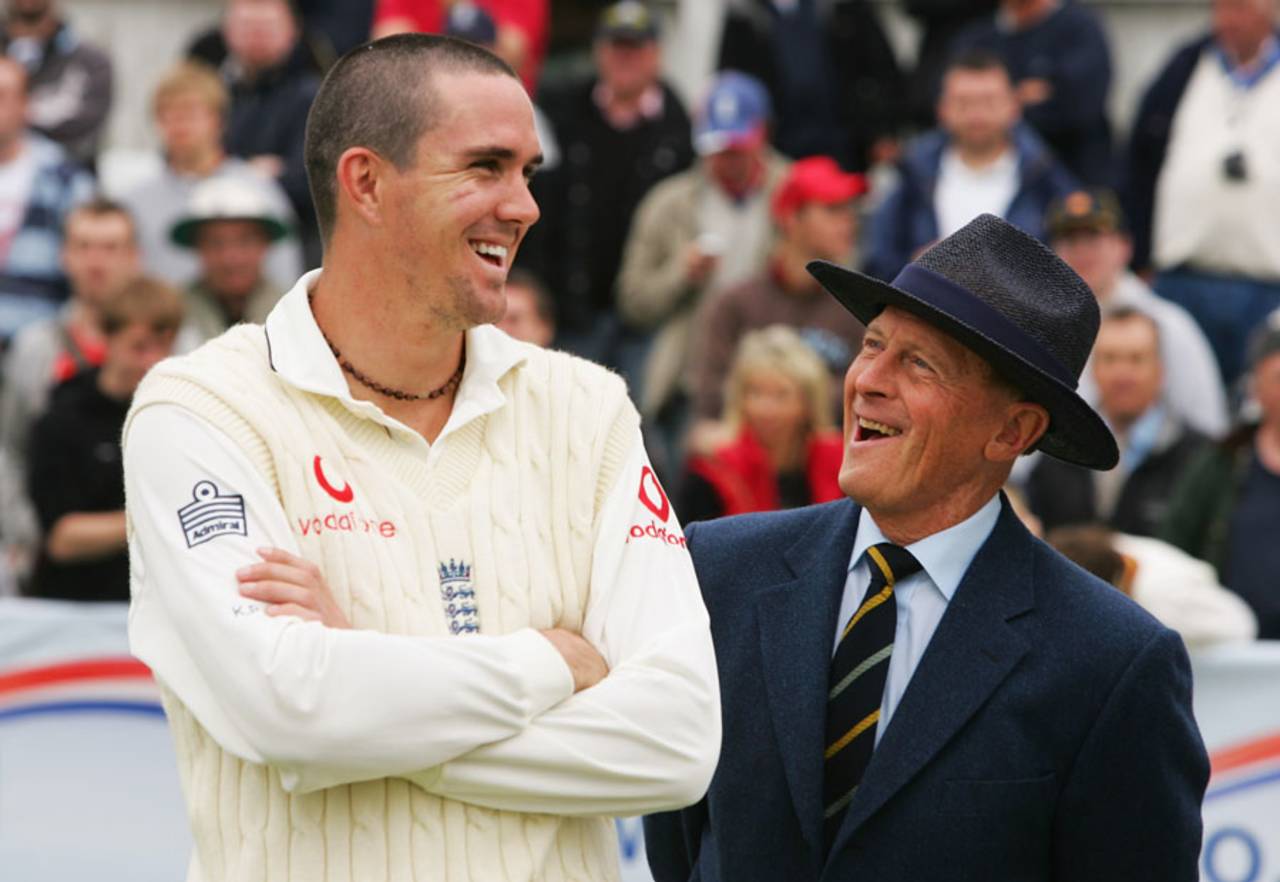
[639,465,670,522]
[313,455,354,503]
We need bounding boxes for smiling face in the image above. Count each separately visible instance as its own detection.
[839,306,1047,539]
[378,70,542,331]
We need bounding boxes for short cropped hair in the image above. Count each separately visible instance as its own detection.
[153,61,228,118]
[303,33,517,242]
[723,325,834,434]
[1100,305,1162,357]
[100,276,185,336]
[66,197,137,244]
[946,48,1010,79]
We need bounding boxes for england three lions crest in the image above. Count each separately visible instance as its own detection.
[178,481,247,548]
[439,559,480,635]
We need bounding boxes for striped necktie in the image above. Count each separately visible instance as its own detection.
[823,542,922,847]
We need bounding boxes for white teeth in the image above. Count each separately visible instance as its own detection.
[858,417,902,437]
[471,242,508,261]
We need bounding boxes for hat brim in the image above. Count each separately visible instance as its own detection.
[809,260,1119,470]
[171,215,290,248]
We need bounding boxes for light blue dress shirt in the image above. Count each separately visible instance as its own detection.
[833,494,1003,745]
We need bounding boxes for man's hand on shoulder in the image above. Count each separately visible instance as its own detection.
[237,547,352,629]
[539,628,609,692]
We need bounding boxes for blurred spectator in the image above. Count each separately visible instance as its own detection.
[25,275,181,602]
[526,1,692,366]
[1047,524,1257,647]
[371,0,547,92]
[690,155,866,423]
[618,70,787,438]
[1028,308,1210,537]
[951,0,1112,186]
[1048,189,1227,438]
[443,2,558,169]
[717,0,903,172]
[295,0,373,57]
[1,0,112,166]
[0,198,137,587]
[0,56,93,345]
[1162,316,1280,639]
[1127,0,1280,387]
[120,62,301,294]
[865,50,1074,282]
[903,0,998,128]
[170,176,287,348]
[219,0,322,266]
[678,325,843,523]
[496,267,554,347]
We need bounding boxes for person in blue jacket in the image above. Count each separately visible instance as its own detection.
[865,50,1076,283]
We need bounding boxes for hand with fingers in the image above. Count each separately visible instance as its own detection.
[237,548,352,628]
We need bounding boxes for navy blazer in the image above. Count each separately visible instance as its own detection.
[646,497,1209,882]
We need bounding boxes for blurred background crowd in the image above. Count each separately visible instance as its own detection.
[0,0,1276,653]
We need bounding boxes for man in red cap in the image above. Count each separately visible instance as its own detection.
[689,156,869,424]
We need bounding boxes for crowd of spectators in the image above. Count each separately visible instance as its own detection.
[0,0,1277,648]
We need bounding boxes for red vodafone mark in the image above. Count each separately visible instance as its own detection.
[638,465,671,522]
[313,455,354,503]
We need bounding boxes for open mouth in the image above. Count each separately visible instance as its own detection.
[854,416,903,443]
[470,240,509,269]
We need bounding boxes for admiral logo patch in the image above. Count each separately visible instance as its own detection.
[178,481,247,548]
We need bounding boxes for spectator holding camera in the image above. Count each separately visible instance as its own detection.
[1128,0,1280,385]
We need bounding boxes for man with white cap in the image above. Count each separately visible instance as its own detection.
[170,175,289,347]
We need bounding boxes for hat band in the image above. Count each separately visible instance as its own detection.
[891,263,1077,389]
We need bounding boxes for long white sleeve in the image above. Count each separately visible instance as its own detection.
[409,439,721,817]
[125,404,574,794]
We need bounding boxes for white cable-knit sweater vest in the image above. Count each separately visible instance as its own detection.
[129,325,637,882]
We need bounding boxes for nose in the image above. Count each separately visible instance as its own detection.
[499,175,541,230]
[851,349,894,401]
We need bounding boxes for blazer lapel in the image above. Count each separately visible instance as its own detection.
[833,502,1036,847]
[756,499,860,858]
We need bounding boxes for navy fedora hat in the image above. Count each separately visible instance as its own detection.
[809,213,1119,470]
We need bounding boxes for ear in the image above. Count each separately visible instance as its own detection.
[335,146,388,231]
[985,401,1050,463]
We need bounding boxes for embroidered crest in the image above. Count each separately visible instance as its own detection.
[438,559,480,635]
[178,481,247,548]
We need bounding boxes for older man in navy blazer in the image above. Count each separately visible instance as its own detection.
[645,214,1209,881]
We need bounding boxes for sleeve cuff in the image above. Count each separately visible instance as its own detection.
[508,628,575,717]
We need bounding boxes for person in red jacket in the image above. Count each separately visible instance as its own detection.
[680,324,844,522]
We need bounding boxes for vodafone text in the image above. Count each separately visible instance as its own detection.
[626,519,688,548]
[297,510,398,538]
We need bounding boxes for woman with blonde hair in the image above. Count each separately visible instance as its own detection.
[679,324,844,523]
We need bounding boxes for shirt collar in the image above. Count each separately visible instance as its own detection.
[263,269,530,435]
[850,494,1003,602]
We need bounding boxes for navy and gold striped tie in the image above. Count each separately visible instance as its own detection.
[823,542,921,846]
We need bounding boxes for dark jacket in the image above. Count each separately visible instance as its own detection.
[1123,33,1220,272]
[951,2,1113,186]
[645,497,1208,882]
[521,78,693,334]
[718,0,903,172]
[1160,424,1256,583]
[1027,416,1209,537]
[865,123,1077,282]
[26,369,130,602]
[222,45,322,263]
[1,20,112,165]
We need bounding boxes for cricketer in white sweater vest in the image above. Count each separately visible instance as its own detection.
[122,270,721,881]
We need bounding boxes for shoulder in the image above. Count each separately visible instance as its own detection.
[900,129,947,175]
[638,166,701,211]
[689,499,850,575]
[509,341,636,419]
[134,325,272,404]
